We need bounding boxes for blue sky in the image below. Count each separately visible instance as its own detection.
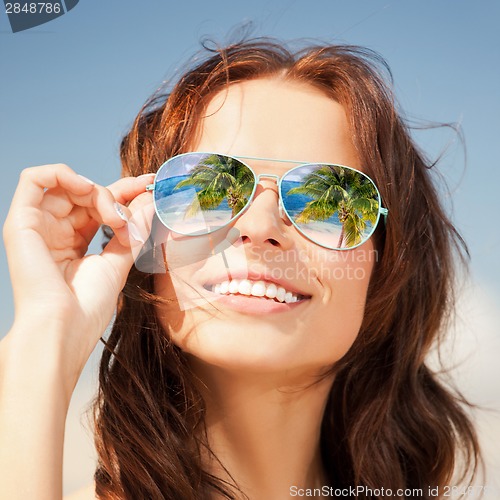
[2,2,500,493]
[1,1,499,334]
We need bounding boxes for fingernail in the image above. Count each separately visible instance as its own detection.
[114,202,129,222]
[78,174,95,185]
[128,221,145,244]
[137,173,156,179]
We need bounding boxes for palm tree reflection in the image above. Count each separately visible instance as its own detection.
[286,165,379,248]
[174,154,254,218]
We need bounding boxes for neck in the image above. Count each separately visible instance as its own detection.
[191,361,334,500]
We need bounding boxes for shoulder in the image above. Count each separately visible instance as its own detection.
[64,482,97,500]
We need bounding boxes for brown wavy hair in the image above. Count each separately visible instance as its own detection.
[92,38,480,499]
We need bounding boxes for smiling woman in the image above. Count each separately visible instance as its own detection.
[0,38,480,500]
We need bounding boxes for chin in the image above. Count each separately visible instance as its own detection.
[169,317,357,379]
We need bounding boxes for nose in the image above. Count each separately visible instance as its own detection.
[231,176,293,249]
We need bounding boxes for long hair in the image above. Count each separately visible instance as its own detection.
[92,38,480,499]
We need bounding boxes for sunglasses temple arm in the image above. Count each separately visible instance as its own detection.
[380,206,388,225]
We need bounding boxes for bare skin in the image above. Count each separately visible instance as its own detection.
[155,78,376,498]
[1,168,153,499]
[1,78,375,499]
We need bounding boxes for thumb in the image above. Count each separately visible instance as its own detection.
[99,234,136,289]
[99,190,156,283]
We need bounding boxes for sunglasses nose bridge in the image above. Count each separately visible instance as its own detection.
[253,173,281,197]
[255,173,280,182]
[253,173,285,220]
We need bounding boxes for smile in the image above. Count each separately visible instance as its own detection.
[207,279,308,303]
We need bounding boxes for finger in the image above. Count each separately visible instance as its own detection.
[35,185,127,253]
[10,164,95,211]
[106,174,156,205]
[63,175,155,231]
[39,187,76,218]
[100,194,156,283]
[48,183,130,229]
[112,192,155,248]
[67,204,93,230]
[94,175,156,249]
[50,230,91,263]
[68,175,155,249]
[67,206,101,245]
[76,203,128,246]
[39,173,153,219]
[99,234,136,289]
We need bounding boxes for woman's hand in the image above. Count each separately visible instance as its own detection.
[0,163,154,500]
[2,163,153,392]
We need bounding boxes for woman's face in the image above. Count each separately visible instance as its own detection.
[154,78,377,377]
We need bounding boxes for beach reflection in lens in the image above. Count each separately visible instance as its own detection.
[154,153,255,236]
[281,164,380,249]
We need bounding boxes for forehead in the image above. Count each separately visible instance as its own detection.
[192,78,361,175]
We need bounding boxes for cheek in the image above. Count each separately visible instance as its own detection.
[154,273,214,361]
[151,239,377,373]
[306,244,376,361]
[150,231,218,333]
[153,258,225,352]
[153,273,186,335]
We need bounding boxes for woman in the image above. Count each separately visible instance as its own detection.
[0,39,480,499]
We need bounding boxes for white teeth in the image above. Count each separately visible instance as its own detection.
[238,279,252,295]
[210,279,304,303]
[265,283,277,299]
[276,286,286,302]
[228,279,240,294]
[251,281,267,297]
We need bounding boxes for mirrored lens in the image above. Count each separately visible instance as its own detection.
[154,153,255,235]
[280,164,381,249]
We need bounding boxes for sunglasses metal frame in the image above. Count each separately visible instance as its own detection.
[146,152,388,251]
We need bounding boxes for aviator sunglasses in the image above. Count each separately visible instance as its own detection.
[146,152,388,251]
